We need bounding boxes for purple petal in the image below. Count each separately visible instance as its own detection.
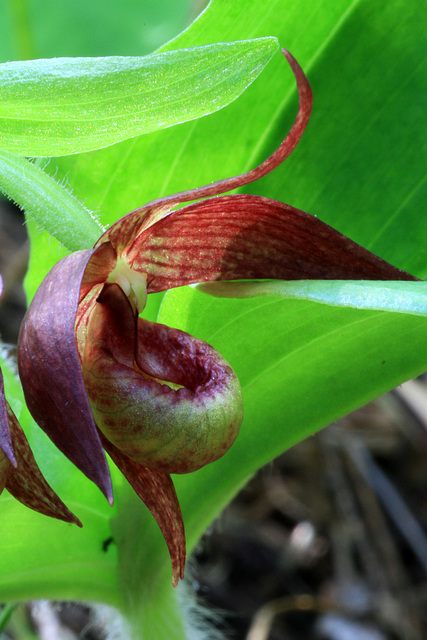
[18,246,116,503]
[0,440,9,493]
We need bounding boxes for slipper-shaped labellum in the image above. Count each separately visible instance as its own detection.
[0,276,81,526]
[17,50,417,586]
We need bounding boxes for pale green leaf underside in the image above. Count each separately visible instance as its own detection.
[197,279,427,316]
[0,38,278,156]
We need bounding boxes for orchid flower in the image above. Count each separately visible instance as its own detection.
[16,50,416,586]
[0,276,81,526]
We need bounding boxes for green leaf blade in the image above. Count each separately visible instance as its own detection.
[0,39,278,156]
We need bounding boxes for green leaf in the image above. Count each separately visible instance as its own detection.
[49,0,426,271]
[0,151,102,251]
[0,38,279,156]
[197,280,427,316]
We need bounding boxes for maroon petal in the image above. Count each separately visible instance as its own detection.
[121,194,417,293]
[5,402,81,525]
[100,433,185,587]
[95,49,312,253]
[18,247,116,503]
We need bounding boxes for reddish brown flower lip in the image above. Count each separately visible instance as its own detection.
[83,282,243,474]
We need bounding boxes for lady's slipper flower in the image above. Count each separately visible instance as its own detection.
[0,277,81,525]
[17,50,416,585]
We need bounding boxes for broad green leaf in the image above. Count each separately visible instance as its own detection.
[0,151,102,251]
[197,280,427,316]
[0,38,279,156]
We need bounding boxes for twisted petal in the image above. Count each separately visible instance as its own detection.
[2,275,77,521]
[18,245,117,502]
[96,49,313,253]
[82,283,242,473]
[4,402,81,525]
[99,432,185,587]
[122,195,417,292]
